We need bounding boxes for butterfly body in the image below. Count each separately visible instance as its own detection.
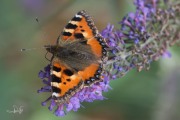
[46,10,107,104]
[46,40,99,72]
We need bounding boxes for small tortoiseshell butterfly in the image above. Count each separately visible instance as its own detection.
[45,10,107,104]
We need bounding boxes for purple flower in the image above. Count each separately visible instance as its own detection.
[102,0,179,78]
[38,0,180,117]
[55,105,65,116]
[162,50,172,58]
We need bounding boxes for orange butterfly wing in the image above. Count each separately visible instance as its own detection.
[51,61,83,103]
[62,10,97,40]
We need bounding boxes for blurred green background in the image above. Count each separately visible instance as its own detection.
[0,0,180,120]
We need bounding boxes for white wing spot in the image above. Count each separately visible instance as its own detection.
[52,92,60,97]
[75,14,82,18]
[70,21,79,25]
[64,29,74,33]
[51,82,59,88]
[52,71,61,77]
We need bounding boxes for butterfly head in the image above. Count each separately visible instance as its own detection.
[45,45,65,57]
[45,45,57,54]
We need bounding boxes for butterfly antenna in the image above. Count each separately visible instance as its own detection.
[20,46,51,52]
[20,48,38,51]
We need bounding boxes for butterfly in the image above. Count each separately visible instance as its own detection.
[45,10,107,104]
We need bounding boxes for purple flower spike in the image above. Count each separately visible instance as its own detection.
[37,0,180,117]
[102,0,179,78]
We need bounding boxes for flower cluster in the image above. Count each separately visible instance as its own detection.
[102,0,180,79]
[38,0,180,117]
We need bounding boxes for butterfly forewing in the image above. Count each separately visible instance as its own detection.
[62,10,98,40]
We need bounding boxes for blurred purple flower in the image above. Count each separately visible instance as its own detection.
[22,0,45,15]
[162,50,172,58]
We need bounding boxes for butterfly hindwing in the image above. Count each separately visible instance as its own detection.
[51,61,83,103]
